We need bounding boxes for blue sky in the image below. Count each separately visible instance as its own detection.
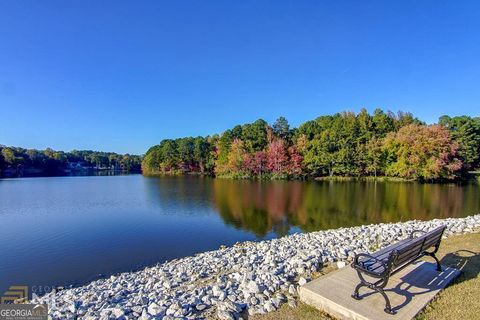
[1,1,479,155]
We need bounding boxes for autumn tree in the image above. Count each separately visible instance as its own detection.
[287,146,303,175]
[383,124,463,180]
[224,139,247,174]
[266,139,288,174]
[244,151,268,176]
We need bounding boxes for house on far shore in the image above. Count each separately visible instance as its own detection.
[68,162,90,170]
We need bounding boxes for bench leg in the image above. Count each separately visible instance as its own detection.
[351,282,365,300]
[433,253,442,272]
[426,252,442,271]
[351,270,368,299]
[378,288,395,315]
[352,271,396,314]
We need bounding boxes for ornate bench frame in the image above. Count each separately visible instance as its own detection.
[351,225,446,314]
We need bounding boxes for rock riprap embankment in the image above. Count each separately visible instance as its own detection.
[34,214,480,319]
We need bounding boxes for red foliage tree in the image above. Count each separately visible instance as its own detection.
[267,139,288,173]
[287,146,303,175]
[244,151,268,175]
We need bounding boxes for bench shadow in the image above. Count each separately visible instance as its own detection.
[358,250,479,314]
[439,249,479,280]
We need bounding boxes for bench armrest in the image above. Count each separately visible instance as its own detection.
[352,253,389,276]
[410,230,427,239]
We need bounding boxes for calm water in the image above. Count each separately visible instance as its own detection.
[0,175,478,295]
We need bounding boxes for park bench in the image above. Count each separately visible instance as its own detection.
[351,225,446,315]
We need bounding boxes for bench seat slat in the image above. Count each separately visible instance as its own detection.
[422,235,443,250]
[395,249,424,267]
[371,238,410,260]
[396,240,424,257]
[358,259,386,273]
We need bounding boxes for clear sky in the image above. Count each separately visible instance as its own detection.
[1,1,479,155]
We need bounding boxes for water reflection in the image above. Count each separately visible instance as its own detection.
[0,176,478,294]
[212,179,480,236]
[143,176,215,212]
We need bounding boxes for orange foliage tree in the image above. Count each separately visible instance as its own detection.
[383,124,463,180]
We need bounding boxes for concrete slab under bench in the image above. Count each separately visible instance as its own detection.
[299,261,460,320]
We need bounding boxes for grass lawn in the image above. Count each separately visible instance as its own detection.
[248,232,480,320]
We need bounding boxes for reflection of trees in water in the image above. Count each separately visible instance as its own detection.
[213,179,479,236]
[143,176,216,211]
[142,177,478,236]
[213,180,295,237]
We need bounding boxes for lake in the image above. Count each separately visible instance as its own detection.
[0,175,478,296]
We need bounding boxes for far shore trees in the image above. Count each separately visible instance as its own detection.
[0,147,142,177]
[141,110,479,181]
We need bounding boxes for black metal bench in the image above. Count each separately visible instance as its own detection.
[351,225,446,315]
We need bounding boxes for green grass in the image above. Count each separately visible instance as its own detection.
[247,302,334,320]
[415,232,480,320]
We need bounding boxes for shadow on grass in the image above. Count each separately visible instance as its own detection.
[440,249,479,283]
[414,249,480,320]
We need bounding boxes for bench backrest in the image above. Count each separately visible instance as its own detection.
[392,225,446,268]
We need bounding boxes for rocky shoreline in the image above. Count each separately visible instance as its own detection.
[34,214,480,320]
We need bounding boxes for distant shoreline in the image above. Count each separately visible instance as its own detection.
[0,169,141,179]
[3,172,478,185]
[142,171,480,184]
[0,146,143,179]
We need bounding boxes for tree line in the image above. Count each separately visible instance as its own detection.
[0,146,142,177]
[142,109,480,181]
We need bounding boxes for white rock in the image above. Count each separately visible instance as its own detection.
[247,281,260,293]
[110,308,125,319]
[195,303,207,311]
[298,277,307,286]
[217,310,235,320]
[288,284,297,295]
[147,302,164,316]
[68,304,78,314]
[139,310,151,320]
[28,214,480,320]
[265,301,276,312]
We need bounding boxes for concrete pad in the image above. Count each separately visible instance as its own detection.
[299,261,460,320]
